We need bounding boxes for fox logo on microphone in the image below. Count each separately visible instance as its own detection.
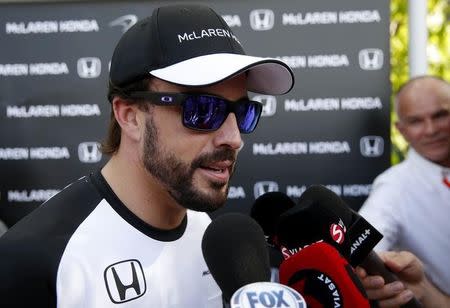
[230,282,306,308]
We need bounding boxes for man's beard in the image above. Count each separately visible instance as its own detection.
[142,116,236,212]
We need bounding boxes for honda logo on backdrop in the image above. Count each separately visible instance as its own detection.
[254,181,279,199]
[109,15,138,33]
[104,259,146,303]
[358,49,384,70]
[78,142,102,163]
[253,95,277,117]
[360,136,384,157]
[77,57,101,78]
[249,9,275,31]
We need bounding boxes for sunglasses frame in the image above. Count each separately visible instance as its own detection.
[125,91,263,134]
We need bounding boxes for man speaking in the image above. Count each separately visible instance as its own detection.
[0,4,294,307]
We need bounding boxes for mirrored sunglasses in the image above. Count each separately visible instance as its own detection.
[126,91,263,134]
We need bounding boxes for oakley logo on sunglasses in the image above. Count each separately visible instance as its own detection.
[160,96,174,103]
[252,95,277,117]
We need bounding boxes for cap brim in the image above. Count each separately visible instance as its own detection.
[150,53,294,95]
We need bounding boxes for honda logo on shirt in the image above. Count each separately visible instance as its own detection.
[78,142,102,163]
[109,15,138,33]
[358,49,384,70]
[254,181,279,199]
[253,95,277,117]
[77,57,101,78]
[249,9,275,31]
[360,136,384,157]
[104,259,146,303]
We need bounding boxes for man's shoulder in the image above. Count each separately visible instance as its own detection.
[0,174,104,247]
[362,161,411,206]
[373,159,411,185]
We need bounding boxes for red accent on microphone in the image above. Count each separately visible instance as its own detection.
[279,242,370,308]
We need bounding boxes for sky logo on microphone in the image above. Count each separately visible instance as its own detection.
[231,282,306,308]
[330,219,347,245]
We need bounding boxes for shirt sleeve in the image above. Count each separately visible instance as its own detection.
[0,239,56,307]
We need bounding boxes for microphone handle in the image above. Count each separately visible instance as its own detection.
[361,251,422,308]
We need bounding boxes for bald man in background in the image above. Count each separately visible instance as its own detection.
[359,76,450,304]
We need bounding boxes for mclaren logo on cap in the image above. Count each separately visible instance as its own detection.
[109,15,138,33]
[250,9,275,31]
[177,28,241,44]
[104,259,146,303]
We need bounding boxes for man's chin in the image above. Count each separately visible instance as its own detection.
[200,189,228,207]
[183,197,226,212]
[174,185,227,212]
[422,149,450,164]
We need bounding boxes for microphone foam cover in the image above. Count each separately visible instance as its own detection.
[298,185,354,225]
[250,191,295,238]
[276,198,351,260]
[298,185,383,266]
[202,213,271,301]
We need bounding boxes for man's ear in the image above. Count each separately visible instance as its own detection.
[112,97,142,142]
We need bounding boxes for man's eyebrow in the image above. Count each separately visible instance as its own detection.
[432,109,449,117]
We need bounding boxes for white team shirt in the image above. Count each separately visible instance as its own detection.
[0,171,223,307]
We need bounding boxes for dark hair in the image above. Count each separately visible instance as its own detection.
[101,79,151,155]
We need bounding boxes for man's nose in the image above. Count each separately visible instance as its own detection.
[213,113,243,150]
[424,118,437,135]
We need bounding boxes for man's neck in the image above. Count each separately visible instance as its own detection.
[101,152,187,230]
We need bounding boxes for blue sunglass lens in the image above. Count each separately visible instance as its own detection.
[235,102,262,133]
[182,95,261,133]
[183,96,227,131]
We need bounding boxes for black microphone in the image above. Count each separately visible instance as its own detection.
[202,213,306,308]
[250,192,296,268]
[276,185,422,308]
[276,196,353,261]
[296,185,382,266]
[201,213,271,302]
[250,191,296,247]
